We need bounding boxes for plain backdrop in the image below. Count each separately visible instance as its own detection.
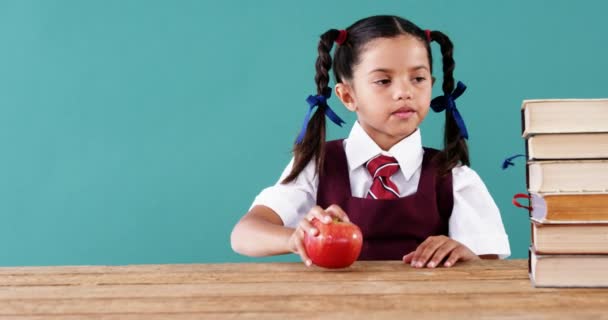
[1,0,607,265]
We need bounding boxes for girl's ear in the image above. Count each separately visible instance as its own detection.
[335,82,357,112]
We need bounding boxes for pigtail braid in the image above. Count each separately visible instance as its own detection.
[430,30,470,174]
[283,29,342,183]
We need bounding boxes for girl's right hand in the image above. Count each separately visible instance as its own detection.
[287,204,351,267]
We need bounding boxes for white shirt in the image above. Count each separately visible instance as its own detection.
[251,122,511,258]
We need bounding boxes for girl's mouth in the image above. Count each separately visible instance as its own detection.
[392,107,415,119]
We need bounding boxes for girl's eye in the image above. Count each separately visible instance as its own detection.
[374,79,391,85]
[413,77,426,83]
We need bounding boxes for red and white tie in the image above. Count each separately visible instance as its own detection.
[366,155,401,200]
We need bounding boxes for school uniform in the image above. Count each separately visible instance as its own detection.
[251,122,511,259]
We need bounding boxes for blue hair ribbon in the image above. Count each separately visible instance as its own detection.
[296,88,346,144]
[501,154,526,170]
[430,81,469,139]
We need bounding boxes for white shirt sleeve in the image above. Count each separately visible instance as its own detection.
[250,157,318,228]
[448,165,511,259]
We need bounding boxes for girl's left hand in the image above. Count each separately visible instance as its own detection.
[402,235,479,268]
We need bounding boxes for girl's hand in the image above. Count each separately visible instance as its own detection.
[287,204,351,267]
[402,235,478,268]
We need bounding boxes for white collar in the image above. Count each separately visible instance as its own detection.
[344,121,423,181]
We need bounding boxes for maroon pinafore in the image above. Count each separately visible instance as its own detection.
[317,140,454,260]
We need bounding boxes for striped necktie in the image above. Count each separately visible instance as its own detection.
[366,155,401,199]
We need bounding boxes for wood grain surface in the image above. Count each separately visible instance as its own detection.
[0,260,606,319]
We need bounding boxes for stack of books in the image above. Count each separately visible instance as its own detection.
[522,99,608,287]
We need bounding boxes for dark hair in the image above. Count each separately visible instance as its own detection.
[283,15,469,183]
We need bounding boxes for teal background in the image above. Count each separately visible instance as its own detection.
[1,0,607,266]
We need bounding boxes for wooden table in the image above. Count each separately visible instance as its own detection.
[0,260,606,319]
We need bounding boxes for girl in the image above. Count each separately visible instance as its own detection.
[231,15,510,268]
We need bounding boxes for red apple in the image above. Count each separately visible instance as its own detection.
[303,218,363,269]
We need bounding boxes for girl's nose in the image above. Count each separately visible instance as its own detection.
[393,80,413,100]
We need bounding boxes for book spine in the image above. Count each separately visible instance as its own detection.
[521,106,526,137]
[525,147,530,191]
[523,107,531,190]
[528,246,532,279]
[545,194,608,221]
[530,220,535,251]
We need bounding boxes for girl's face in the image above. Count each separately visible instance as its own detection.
[336,35,433,151]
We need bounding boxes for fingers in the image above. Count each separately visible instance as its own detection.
[293,205,339,268]
[307,206,332,224]
[305,204,351,225]
[300,206,331,237]
[298,218,318,237]
[444,246,466,267]
[408,238,477,268]
[325,204,351,223]
[427,240,459,268]
[293,204,352,269]
[293,228,312,267]
[410,236,449,268]
[402,251,415,264]
[444,244,479,267]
